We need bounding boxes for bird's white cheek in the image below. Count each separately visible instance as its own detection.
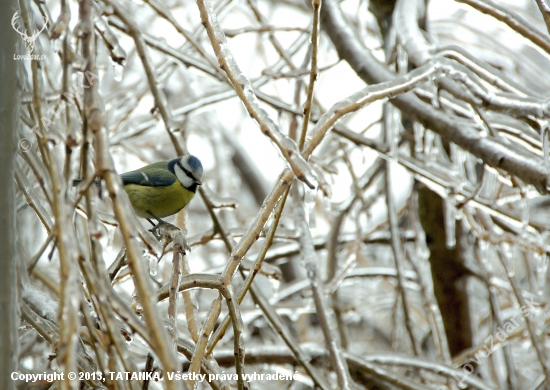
[175,165,194,188]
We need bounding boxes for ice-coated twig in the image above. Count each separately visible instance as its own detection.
[204,187,334,388]
[384,104,420,356]
[247,277,332,389]
[224,25,309,37]
[298,0,322,148]
[196,0,318,189]
[487,285,518,390]
[452,307,525,365]
[199,186,332,389]
[19,150,53,205]
[108,18,222,80]
[143,0,222,78]
[332,121,550,241]
[206,345,496,390]
[395,0,550,120]
[407,192,452,364]
[321,0,549,192]
[535,0,550,35]
[79,0,181,387]
[206,186,291,352]
[21,302,103,388]
[292,184,353,389]
[188,294,222,389]
[245,0,297,70]
[91,3,126,65]
[167,248,182,351]
[456,0,550,56]
[107,0,183,156]
[181,257,200,343]
[435,46,535,96]
[177,338,231,390]
[213,62,422,284]
[49,0,69,39]
[14,162,53,232]
[78,297,108,377]
[76,7,143,383]
[78,249,142,390]
[304,61,443,155]
[157,274,248,390]
[263,60,340,79]
[27,231,55,274]
[19,1,81,387]
[476,212,550,388]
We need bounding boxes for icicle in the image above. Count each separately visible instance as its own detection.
[443,191,457,249]
[322,193,332,214]
[142,249,159,276]
[455,204,464,220]
[365,209,372,231]
[52,37,63,53]
[527,289,544,334]
[423,129,434,165]
[430,79,440,108]
[386,107,400,156]
[416,235,430,262]
[112,60,124,82]
[421,130,440,165]
[430,135,441,164]
[122,331,133,346]
[149,255,158,276]
[500,241,515,277]
[465,154,478,184]
[304,183,317,228]
[270,278,280,296]
[543,126,550,190]
[521,196,529,236]
[534,251,548,296]
[413,122,424,156]
[450,143,467,185]
[479,239,490,265]
[72,21,85,38]
[131,290,143,318]
[482,169,498,200]
[450,143,460,177]
[106,224,115,251]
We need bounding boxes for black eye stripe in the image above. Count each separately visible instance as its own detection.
[177,161,195,180]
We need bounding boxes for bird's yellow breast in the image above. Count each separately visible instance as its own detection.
[123,181,195,219]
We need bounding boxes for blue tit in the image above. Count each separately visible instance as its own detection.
[120,155,203,223]
[74,155,203,224]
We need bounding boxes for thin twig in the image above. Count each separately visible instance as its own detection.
[292,183,353,389]
[383,103,420,356]
[196,0,318,189]
[456,0,550,56]
[298,0,322,148]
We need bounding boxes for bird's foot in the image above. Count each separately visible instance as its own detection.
[148,219,170,235]
[149,220,191,255]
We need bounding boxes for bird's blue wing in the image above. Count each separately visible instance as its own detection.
[121,169,176,187]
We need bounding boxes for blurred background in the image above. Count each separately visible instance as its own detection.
[8,0,550,388]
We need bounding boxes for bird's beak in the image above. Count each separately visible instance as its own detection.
[195,179,202,185]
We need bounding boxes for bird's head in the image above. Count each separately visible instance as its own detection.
[170,155,203,191]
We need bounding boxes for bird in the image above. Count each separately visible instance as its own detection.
[74,155,203,226]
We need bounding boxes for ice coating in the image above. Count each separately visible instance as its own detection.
[197,0,319,190]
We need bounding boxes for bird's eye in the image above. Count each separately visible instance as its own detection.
[177,161,196,181]
[183,167,195,180]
